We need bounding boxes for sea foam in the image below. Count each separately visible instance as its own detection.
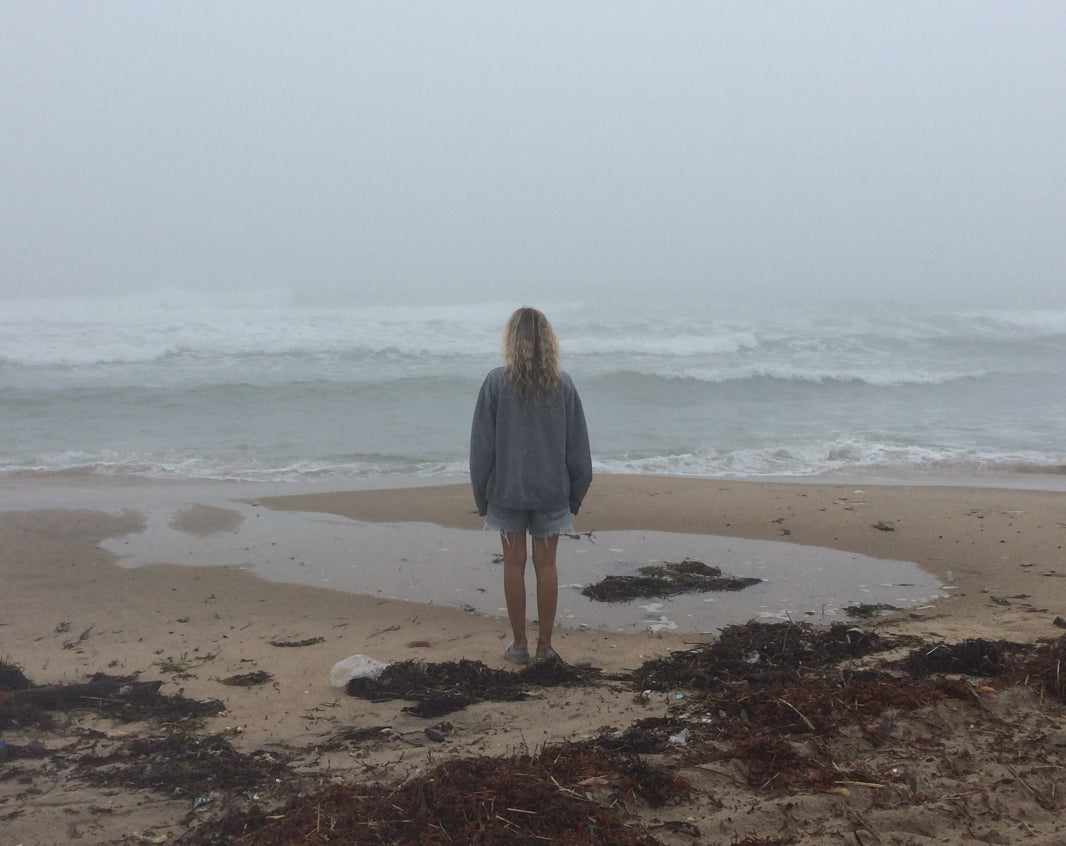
[2,291,1065,483]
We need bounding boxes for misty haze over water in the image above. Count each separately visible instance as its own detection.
[2,5,1065,488]
[3,3,1064,311]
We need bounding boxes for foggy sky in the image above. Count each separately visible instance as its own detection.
[3,2,1065,310]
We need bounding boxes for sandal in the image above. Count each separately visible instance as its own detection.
[504,643,530,665]
[535,646,562,664]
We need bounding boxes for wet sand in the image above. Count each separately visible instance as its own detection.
[98,500,942,636]
[259,473,1066,643]
[3,473,1066,844]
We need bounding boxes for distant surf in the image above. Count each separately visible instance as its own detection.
[2,290,1065,486]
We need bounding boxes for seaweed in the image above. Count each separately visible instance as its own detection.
[177,741,687,846]
[219,670,273,687]
[8,626,1066,846]
[582,558,762,602]
[345,656,602,717]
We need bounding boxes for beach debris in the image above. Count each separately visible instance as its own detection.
[75,729,294,800]
[219,670,273,687]
[2,676,163,710]
[668,726,690,745]
[268,635,325,648]
[1053,616,1066,629]
[317,724,392,751]
[343,657,601,716]
[582,558,761,603]
[156,651,218,678]
[424,725,448,742]
[0,739,48,762]
[328,653,390,687]
[177,740,687,845]
[631,621,906,693]
[872,521,896,532]
[62,625,94,649]
[845,602,900,618]
[0,659,32,692]
[904,637,1008,676]
[404,692,472,718]
[0,667,225,731]
[8,627,1066,845]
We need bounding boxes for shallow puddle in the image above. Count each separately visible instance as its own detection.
[102,502,943,635]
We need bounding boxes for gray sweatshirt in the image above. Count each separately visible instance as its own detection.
[469,366,592,517]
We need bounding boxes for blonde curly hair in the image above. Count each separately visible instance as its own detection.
[502,307,561,402]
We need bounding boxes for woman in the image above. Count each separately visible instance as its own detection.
[470,307,592,664]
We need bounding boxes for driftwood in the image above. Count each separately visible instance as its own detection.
[4,677,163,709]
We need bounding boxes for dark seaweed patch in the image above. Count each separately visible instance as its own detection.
[582,558,761,602]
[219,670,273,687]
[345,657,602,717]
[8,626,1066,846]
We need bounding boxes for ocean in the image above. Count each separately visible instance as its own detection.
[3,290,1065,489]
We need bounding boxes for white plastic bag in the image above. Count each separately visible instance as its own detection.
[668,727,691,745]
[329,654,390,688]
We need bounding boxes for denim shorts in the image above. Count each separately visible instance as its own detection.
[485,504,573,538]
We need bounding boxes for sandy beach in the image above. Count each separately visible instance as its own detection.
[3,474,1066,844]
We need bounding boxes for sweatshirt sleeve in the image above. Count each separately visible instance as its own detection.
[469,373,497,516]
[566,382,593,514]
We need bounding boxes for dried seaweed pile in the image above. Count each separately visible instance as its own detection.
[6,625,1066,845]
[0,661,32,692]
[608,622,1066,795]
[182,627,1066,844]
[180,743,692,846]
[345,656,603,717]
[78,730,293,798]
[0,668,224,731]
[0,664,271,805]
[910,634,1066,700]
[633,621,906,692]
[582,558,762,602]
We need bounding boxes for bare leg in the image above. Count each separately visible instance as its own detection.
[500,531,528,649]
[531,534,559,650]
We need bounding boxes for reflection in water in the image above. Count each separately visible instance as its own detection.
[103,504,944,636]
